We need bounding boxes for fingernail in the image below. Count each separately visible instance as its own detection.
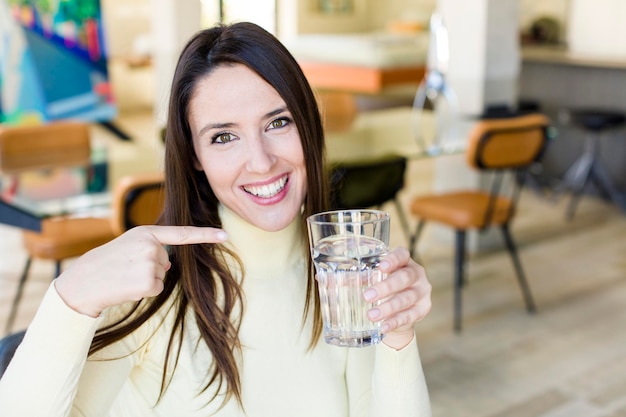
[368,308,381,320]
[216,231,228,241]
[363,288,377,301]
[382,323,391,333]
[379,260,391,271]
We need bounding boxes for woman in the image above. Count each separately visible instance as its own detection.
[0,22,432,416]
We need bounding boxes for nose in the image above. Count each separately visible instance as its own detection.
[244,134,275,174]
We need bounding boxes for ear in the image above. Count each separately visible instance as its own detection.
[193,156,203,171]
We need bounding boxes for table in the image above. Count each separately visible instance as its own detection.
[325,106,467,163]
[0,165,111,232]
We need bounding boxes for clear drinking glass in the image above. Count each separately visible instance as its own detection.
[306,210,390,347]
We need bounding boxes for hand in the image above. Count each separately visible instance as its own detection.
[364,247,432,350]
[55,225,228,318]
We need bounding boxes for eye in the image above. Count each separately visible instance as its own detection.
[268,117,291,130]
[212,132,237,144]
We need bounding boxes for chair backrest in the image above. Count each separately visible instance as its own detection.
[466,113,550,171]
[111,171,165,236]
[317,91,358,132]
[0,330,25,379]
[329,155,407,209]
[0,121,91,173]
[465,113,551,228]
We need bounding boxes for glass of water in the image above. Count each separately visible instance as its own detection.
[306,210,390,347]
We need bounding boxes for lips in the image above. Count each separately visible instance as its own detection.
[242,176,288,198]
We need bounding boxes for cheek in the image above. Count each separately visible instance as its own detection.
[289,144,307,186]
[196,153,234,197]
[204,168,233,203]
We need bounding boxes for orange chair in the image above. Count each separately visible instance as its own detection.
[316,91,358,132]
[110,171,165,237]
[409,113,551,332]
[0,121,117,332]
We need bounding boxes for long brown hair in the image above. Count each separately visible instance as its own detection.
[89,23,328,407]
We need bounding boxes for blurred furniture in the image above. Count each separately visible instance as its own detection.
[0,122,91,173]
[409,113,551,332]
[111,171,165,236]
[0,330,25,379]
[558,108,626,220]
[300,61,425,94]
[520,45,626,204]
[317,91,358,132]
[0,121,117,333]
[329,154,410,245]
[289,32,427,94]
[325,107,461,162]
[0,122,111,231]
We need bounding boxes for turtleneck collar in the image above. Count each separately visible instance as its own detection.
[218,204,307,278]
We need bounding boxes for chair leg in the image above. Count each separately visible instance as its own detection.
[589,160,626,212]
[409,220,426,260]
[393,198,412,247]
[500,224,537,313]
[5,257,33,334]
[453,230,466,333]
[563,134,596,221]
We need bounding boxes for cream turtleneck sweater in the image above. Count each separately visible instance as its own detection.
[0,206,431,416]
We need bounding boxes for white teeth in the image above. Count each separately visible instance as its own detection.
[244,176,287,198]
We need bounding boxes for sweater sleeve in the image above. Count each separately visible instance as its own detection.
[371,336,431,416]
[346,335,432,417]
[0,283,101,416]
[0,283,139,417]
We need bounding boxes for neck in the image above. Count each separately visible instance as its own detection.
[219,205,306,278]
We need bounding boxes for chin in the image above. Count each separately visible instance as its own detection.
[253,209,300,232]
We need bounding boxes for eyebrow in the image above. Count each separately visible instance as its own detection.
[197,106,290,138]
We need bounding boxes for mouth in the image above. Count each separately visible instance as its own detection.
[242,176,288,198]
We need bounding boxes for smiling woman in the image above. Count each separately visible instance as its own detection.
[0,22,432,417]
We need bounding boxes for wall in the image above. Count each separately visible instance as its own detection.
[102,0,577,57]
[101,0,152,58]
[293,0,371,35]
[286,0,571,39]
[367,0,435,31]
[103,0,575,56]
[568,0,626,57]
[282,0,436,37]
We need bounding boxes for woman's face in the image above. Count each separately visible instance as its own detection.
[188,64,307,232]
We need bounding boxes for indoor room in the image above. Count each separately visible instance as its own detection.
[1,0,625,416]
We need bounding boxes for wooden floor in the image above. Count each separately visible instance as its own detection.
[1,109,626,416]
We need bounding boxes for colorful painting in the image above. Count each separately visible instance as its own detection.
[0,0,116,125]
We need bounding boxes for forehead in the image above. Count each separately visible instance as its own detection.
[189,64,286,116]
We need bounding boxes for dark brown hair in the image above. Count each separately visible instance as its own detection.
[89,22,328,407]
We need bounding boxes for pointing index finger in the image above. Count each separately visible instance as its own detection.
[146,225,228,246]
